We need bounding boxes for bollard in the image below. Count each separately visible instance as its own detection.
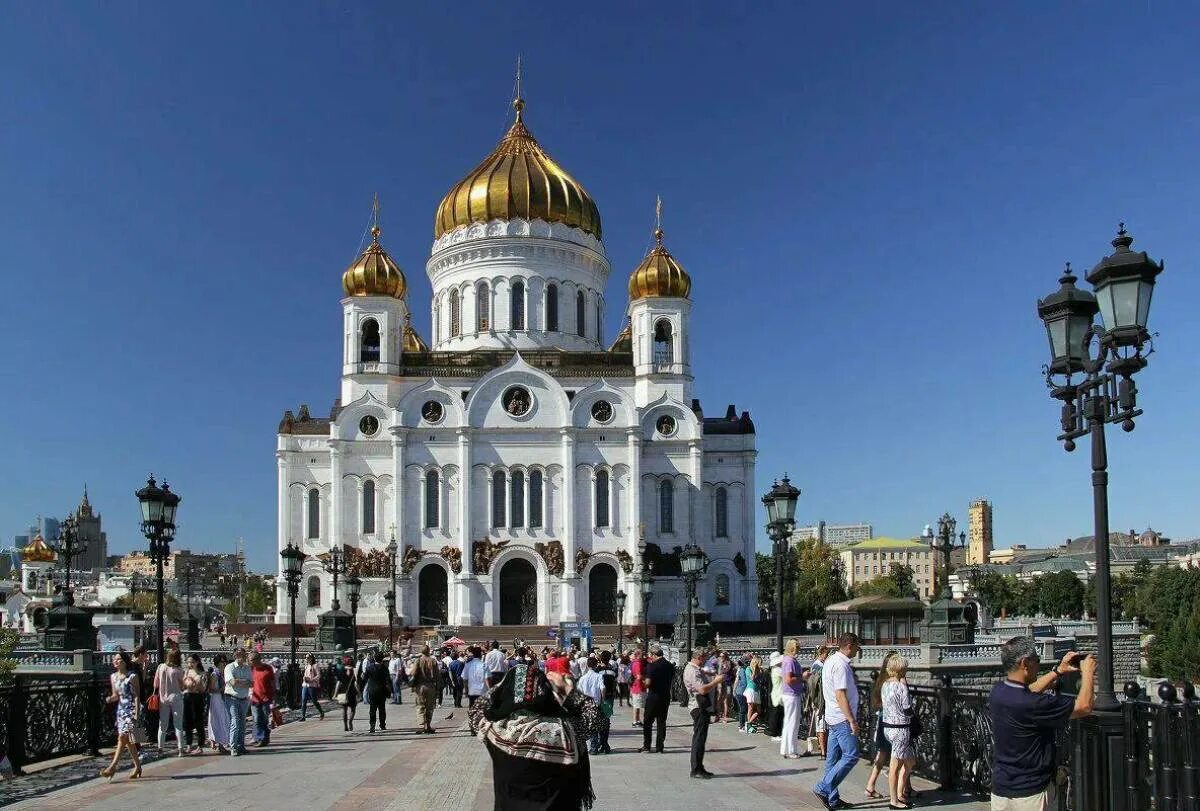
[1156,682,1179,811]
[1180,682,1199,811]
[1123,681,1143,811]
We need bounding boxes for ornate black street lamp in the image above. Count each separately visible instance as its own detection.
[48,515,86,605]
[281,541,306,707]
[679,544,708,672]
[43,514,96,651]
[136,476,180,664]
[384,589,396,651]
[326,543,346,611]
[317,542,354,651]
[386,532,399,649]
[640,562,654,652]
[1036,224,1163,711]
[615,589,627,655]
[923,514,966,601]
[178,562,203,649]
[762,475,800,653]
[919,514,973,645]
[346,574,363,657]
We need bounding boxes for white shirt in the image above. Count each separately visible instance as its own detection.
[463,658,488,696]
[224,662,251,700]
[484,648,506,673]
[388,656,404,677]
[577,669,605,702]
[821,650,859,726]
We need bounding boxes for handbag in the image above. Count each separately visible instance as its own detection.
[147,694,160,712]
[270,707,284,728]
[334,686,349,706]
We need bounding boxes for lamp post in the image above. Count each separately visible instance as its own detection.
[924,514,965,600]
[386,532,399,650]
[43,514,96,651]
[325,543,346,611]
[384,589,396,651]
[346,574,363,657]
[1036,225,1163,710]
[136,476,181,664]
[640,562,654,652]
[615,589,627,655]
[679,544,708,669]
[281,541,306,707]
[48,515,86,606]
[762,475,800,653]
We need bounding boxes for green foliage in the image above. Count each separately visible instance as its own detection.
[756,539,847,621]
[969,570,1020,616]
[0,627,19,685]
[113,591,183,622]
[222,576,274,620]
[852,562,916,599]
[1036,571,1086,619]
[1148,598,1200,682]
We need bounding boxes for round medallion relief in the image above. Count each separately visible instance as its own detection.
[656,414,677,437]
[359,415,379,436]
[502,386,533,417]
[421,400,444,424]
[591,400,613,423]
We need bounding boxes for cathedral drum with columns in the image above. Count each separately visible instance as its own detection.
[275,92,758,630]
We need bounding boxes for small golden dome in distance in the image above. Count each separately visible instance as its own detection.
[342,221,407,299]
[628,226,691,301]
[21,534,56,563]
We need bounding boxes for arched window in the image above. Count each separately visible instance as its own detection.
[595,470,610,528]
[492,470,506,528]
[576,290,586,337]
[449,289,461,338]
[529,470,544,528]
[477,283,490,331]
[653,320,673,365]
[424,470,440,528]
[715,573,731,606]
[595,303,602,343]
[660,479,674,533]
[307,575,321,608]
[362,480,376,535]
[307,488,320,539]
[714,487,728,538]
[545,284,559,331]
[360,319,380,362]
[511,281,526,330]
[511,470,526,528]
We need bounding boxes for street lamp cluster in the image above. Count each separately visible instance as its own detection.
[678,543,708,663]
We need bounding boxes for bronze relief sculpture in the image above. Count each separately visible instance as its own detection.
[401,546,425,576]
[534,541,564,577]
[440,545,462,574]
[615,549,634,574]
[472,539,510,575]
[574,548,590,575]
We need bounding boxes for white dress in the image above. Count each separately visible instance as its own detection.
[880,680,914,760]
[207,669,230,747]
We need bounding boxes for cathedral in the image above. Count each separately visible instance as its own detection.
[275,89,758,630]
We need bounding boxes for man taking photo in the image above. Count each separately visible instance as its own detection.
[989,638,1096,811]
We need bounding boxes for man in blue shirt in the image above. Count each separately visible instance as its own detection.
[989,637,1096,810]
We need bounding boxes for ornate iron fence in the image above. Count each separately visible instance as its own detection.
[0,675,114,775]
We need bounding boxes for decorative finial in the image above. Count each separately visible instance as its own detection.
[1112,221,1133,251]
[513,54,525,120]
[1060,261,1075,283]
[654,195,664,244]
[371,193,381,243]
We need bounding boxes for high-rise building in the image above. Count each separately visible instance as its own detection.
[967,498,993,566]
[793,521,873,548]
[71,487,108,571]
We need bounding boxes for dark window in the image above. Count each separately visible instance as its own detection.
[576,290,586,336]
[660,479,674,533]
[595,470,610,528]
[492,471,506,527]
[425,470,440,528]
[511,281,526,330]
[653,320,673,365]
[307,489,320,539]
[715,573,730,606]
[546,284,559,331]
[307,575,321,608]
[529,470,544,528]
[715,487,728,538]
[595,303,602,343]
[449,289,461,338]
[477,284,489,331]
[511,470,525,528]
[360,319,380,362]
[362,480,375,534]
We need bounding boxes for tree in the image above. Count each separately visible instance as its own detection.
[113,591,184,622]
[853,575,903,598]
[1036,571,1085,618]
[223,575,274,620]
[0,627,18,685]
[969,570,1020,616]
[756,540,847,622]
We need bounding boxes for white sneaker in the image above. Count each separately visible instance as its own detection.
[771,736,782,742]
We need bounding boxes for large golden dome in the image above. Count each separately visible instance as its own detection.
[434,98,602,240]
[342,221,407,299]
[628,225,691,300]
[21,534,56,564]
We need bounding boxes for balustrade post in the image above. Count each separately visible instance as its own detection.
[1181,683,1199,811]
[1123,683,1144,811]
[936,672,954,791]
[85,675,102,756]
[9,675,28,775]
[1154,684,1179,811]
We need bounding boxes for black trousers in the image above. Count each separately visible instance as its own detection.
[183,693,206,748]
[643,694,669,751]
[451,681,464,707]
[369,697,386,730]
[690,708,710,774]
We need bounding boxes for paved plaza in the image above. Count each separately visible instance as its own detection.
[6,703,987,810]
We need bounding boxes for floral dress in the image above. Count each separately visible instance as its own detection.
[881,679,915,760]
[113,672,136,735]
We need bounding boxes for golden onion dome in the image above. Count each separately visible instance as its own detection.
[21,534,56,564]
[434,97,602,240]
[628,225,691,300]
[402,313,429,353]
[342,208,407,299]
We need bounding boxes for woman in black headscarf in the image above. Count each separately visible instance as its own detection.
[468,660,600,810]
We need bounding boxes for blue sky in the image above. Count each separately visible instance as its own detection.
[2,3,1198,572]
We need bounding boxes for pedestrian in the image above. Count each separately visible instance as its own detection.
[577,656,606,754]
[449,650,466,708]
[333,655,359,732]
[389,649,406,705]
[207,653,230,754]
[683,648,721,779]
[880,655,917,809]
[865,652,898,801]
[732,656,748,731]
[410,644,441,734]
[768,651,785,739]
[616,653,630,707]
[463,645,488,735]
[484,640,506,687]
[181,653,208,754]
[100,649,143,781]
[805,645,831,757]
[249,651,276,747]
[813,632,863,811]
[130,645,156,746]
[989,639,1096,811]
[153,647,186,757]
[780,638,803,758]
[364,651,390,733]
[300,653,326,721]
[743,655,763,734]
[638,646,674,753]
[714,651,732,722]
[223,648,252,756]
[629,648,646,727]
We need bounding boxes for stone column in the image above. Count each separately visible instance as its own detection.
[329,441,343,550]
[626,430,642,619]
[391,430,407,621]
[455,428,474,625]
[276,450,289,622]
[689,440,705,610]
[560,429,579,621]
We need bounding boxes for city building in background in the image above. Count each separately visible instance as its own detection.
[793,521,873,548]
[839,536,936,599]
[70,488,108,571]
[966,498,993,566]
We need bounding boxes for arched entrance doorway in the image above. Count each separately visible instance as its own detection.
[588,563,618,623]
[418,565,448,625]
[498,558,537,625]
